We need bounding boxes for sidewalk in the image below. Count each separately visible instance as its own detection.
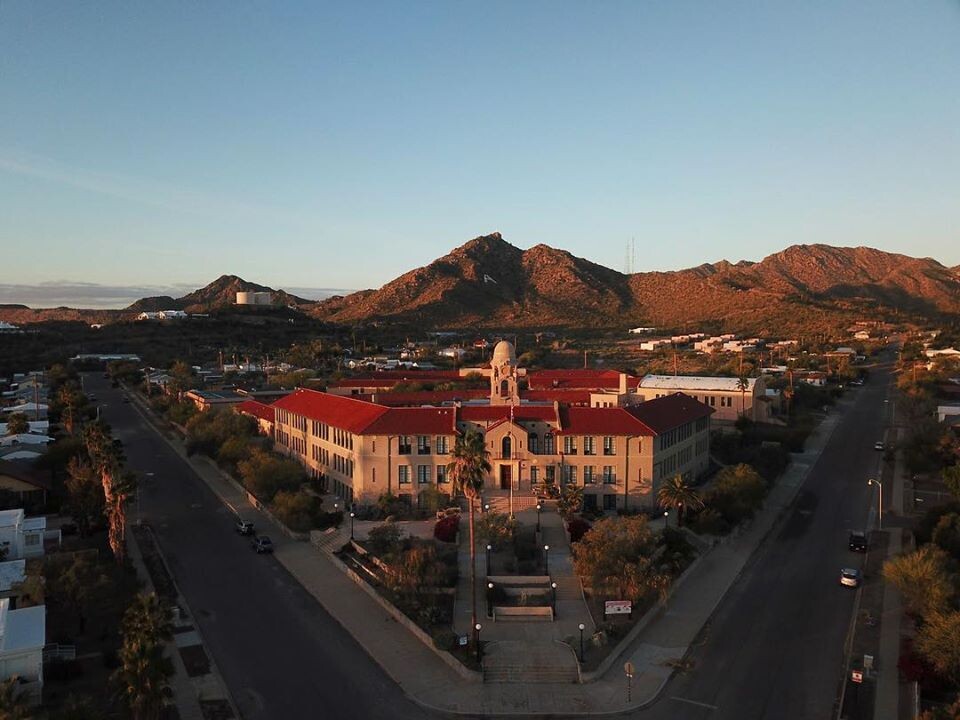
[129,388,844,715]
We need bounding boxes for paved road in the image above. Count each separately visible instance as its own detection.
[639,361,894,720]
[87,373,434,720]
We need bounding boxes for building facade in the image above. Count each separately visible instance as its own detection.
[271,343,713,511]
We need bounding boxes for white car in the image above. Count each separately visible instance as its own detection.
[840,568,862,588]
[874,441,885,451]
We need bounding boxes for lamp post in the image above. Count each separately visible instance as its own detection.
[551,581,557,618]
[544,544,550,575]
[475,623,483,662]
[349,511,355,540]
[536,503,542,533]
[486,544,492,576]
[484,503,490,514]
[487,582,494,618]
[578,623,586,662]
[869,478,883,531]
[663,510,669,528]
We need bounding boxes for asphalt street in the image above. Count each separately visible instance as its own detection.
[87,362,893,720]
[639,360,894,720]
[87,373,434,720]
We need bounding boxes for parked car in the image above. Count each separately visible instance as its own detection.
[874,441,885,451]
[251,535,273,554]
[235,519,255,536]
[848,531,868,553]
[840,568,862,588]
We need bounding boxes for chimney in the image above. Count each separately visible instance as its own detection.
[619,372,628,395]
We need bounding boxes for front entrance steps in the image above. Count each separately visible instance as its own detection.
[482,640,580,684]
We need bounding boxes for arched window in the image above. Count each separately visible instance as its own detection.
[500,379,510,397]
[501,436,512,459]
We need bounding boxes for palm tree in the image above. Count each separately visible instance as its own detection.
[447,431,491,641]
[57,385,81,436]
[83,423,136,563]
[0,676,33,719]
[657,474,703,527]
[114,593,173,720]
[736,376,750,419]
[4,412,29,437]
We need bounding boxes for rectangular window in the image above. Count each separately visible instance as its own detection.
[398,466,410,484]
[436,465,448,484]
[603,494,617,510]
[603,466,616,484]
[562,465,577,484]
[544,434,555,455]
[563,436,577,455]
[417,436,431,454]
[583,437,596,455]
[398,436,412,455]
[583,465,595,484]
[545,466,556,483]
[603,436,616,456]
[435,436,449,454]
[530,466,539,483]
[417,465,430,484]
[528,433,539,454]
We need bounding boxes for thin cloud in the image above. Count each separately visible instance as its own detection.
[0,148,311,227]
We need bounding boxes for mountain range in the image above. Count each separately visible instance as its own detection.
[310,233,960,331]
[1,235,958,331]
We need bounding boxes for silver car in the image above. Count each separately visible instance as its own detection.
[840,568,862,587]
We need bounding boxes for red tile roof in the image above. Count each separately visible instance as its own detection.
[271,389,457,435]
[527,369,640,391]
[625,393,713,434]
[458,406,559,424]
[370,390,488,406]
[235,400,275,424]
[363,407,457,435]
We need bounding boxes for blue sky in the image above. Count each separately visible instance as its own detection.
[1,1,958,306]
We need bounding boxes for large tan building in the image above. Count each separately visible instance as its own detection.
[271,342,713,512]
[636,375,770,423]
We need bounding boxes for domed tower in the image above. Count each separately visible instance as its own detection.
[490,340,520,406]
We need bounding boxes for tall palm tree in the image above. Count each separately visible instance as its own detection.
[447,431,491,641]
[114,593,173,720]
[83,423,136,563]
[0,676,33,719]
[736,376,750,419]
[656,474,703,527]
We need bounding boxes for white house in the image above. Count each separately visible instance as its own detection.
[0,511,47,561]
[0,598,45,704]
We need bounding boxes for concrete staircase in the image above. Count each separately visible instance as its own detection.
[484,494,541,515]
[310,527,348,553]
[482,640,580,684]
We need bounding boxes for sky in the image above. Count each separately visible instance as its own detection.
[1,1,959,307]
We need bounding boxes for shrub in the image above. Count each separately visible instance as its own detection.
[237,449,305,502]
[270,491,323,533]
[367,522,404,558]
[566,517,592,543]
[476,511,517,550]
[431,628,458,651]
[434,515,459,543]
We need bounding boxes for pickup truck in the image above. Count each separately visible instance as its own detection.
[251,535,274,554]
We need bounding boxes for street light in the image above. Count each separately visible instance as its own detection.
[578,623,586,662]
[551,581,557,617]
[486,544,492,576]
[487,582,494,618]
[536,502,542,533]
[475,623,483,662]
[349,511,355,540]
[869,478,883,531]
[544,544,550,575]
[484,503,490,513]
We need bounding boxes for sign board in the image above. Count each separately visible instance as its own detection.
[851,670,863,684]
[458,635,469,647]
[624,661,635,678]
[605,600,632,616]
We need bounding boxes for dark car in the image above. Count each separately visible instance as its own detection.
[849,531,868,553]
[251,535,273,554]
[236,519,255,536]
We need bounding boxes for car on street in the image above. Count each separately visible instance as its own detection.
[874,441,885,451]
[840,568,862,587]
[235,519,255,536]
[251,535,274,553]
[848,531,868,553]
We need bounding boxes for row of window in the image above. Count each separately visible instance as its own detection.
[397,435,450,455]
[558,435,618,456]
[560,465,619,484]
[398,464,449,485]
[311,444,330,465]
[277,409,307,433]
[333,454,354,478]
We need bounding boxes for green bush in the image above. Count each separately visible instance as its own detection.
[367,522,404,558]
[237,449,305,502]
[270,491,323,533]
[431,628,458,651]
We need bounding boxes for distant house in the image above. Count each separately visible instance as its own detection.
[926,348,960,359]
[183,390,246,412]
[0,560,26,606]
[0,404,47,421]
[0,598,45,704]
[0,510,48,560]
[0,461,50,509]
